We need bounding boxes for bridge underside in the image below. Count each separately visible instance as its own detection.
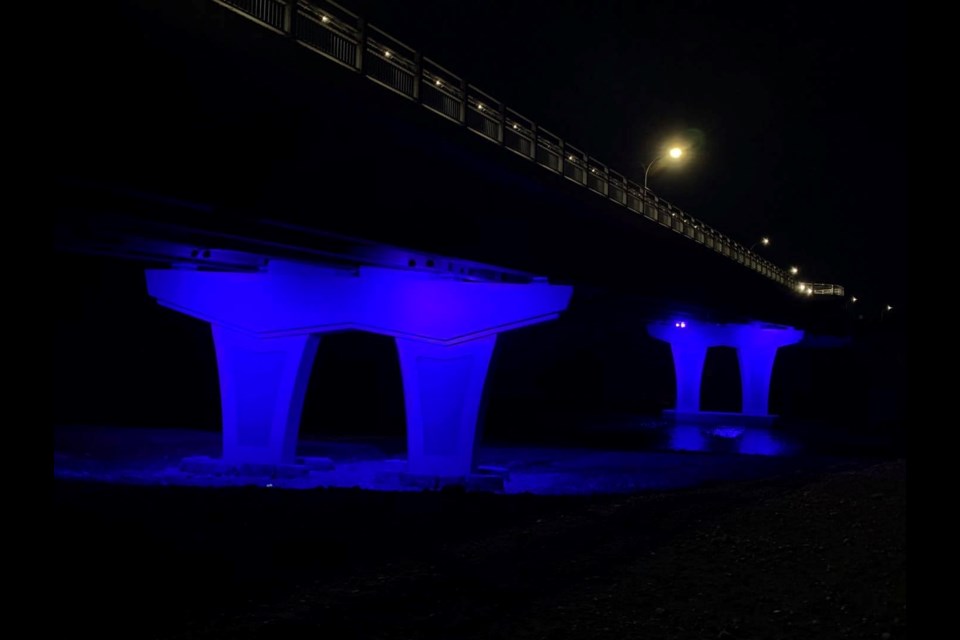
[52,0,844,330]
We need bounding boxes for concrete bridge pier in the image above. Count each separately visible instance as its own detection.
[648,320,803,417]
[146,260,572,483]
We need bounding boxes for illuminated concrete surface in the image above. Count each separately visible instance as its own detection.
[147,262,572,476]
[648,321,804,416]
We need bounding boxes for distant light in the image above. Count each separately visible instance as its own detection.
[851,296,858,303]
[513,123,518,129]
[680,321,686,328]
[789,266,799,275]
[797,283,806,292]
[384,50,392,58]
[886,304,893,311]
[806,288,813,296]
[435,79,442,86]
[321,15,329,23]
[569,155,575,161]
[591,168,596,173]
[761,237,770,246]
[668,147,683,159]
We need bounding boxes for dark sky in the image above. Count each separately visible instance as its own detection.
[340,0,907,310]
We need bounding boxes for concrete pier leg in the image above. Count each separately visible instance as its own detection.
[212,326,320,465]
[671,343,709,414]
[737,345,781,416]
[396,335,497,478]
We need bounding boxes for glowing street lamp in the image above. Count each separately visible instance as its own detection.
[749,237,770,251]
[643,146,684,190]
[789,266,799,276]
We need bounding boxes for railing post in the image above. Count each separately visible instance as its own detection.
[356,17,366,72]
[413,51,422,101]
[498,102,505,145]
[459,77,467,124]
[284,0,295,34]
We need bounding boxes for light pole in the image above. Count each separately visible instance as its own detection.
[643,146,683,190]
[748,237,770,251]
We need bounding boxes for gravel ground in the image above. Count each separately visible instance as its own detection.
[53,457,904,639]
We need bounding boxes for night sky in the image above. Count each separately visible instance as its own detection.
[340,0,908,310]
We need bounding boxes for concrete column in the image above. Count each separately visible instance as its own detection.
[735,325,803,416]
[212,326,320,464]
[737,345,780,416]
[396,335,497,478]
[670,342,709,414]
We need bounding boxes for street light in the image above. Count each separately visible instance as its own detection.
[789,266,799,275]
[643,146,684,190]
[749,237,770,251]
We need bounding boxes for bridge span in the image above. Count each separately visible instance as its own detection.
[53,0,852,485]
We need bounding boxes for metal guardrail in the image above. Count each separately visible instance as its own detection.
[212,0,845,296]
[798,282,846,296]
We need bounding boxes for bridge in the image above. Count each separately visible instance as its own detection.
[53,0,850,485]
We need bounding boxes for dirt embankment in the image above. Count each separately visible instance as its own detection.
[54,459,905,639]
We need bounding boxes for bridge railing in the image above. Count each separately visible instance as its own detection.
[504,109,535,160]
[535,127,563,174]
[211,0,842,295]
[798,282,845,296]
[294,0,359,68]
[221,0,288,32]
[421,58,464,124]
[466,86,503,144]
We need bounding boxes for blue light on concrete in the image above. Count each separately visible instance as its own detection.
[397,336,496,477]
[739,428,784,456]
[213,327,320,465]
[146,261,572,478]
[648,320,803,417]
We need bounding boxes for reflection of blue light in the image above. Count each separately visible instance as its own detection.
[669,425,707,452]
[54,426,797,495]
[710,426,744,439]
[739,430,784,456]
